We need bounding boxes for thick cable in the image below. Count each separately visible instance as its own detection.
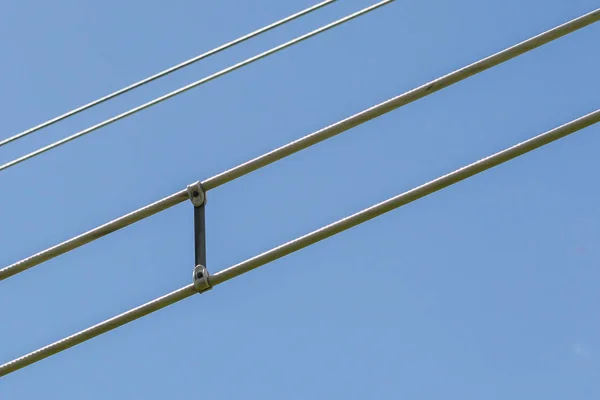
[2,109,598,377]
[1,7,598,281]
[0,0,337,148]
[0,0,394,172]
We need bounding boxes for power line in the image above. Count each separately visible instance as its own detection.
[0,0,337,148]
[2,108,598,377]
[0,0,394,173]
[1,7,597,282]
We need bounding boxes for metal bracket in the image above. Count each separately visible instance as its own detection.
[187,181,212,293]
[193,264,211,293]
[187,181,206,207]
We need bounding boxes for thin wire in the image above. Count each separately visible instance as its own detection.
[0,0,337,148]
[0,0,394,172]
[2,109,598,377]
[1,7,597,282]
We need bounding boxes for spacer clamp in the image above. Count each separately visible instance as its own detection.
[186,181,206,207]
[193,264,212,293]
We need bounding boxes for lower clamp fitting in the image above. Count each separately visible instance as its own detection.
[193,264,212,293]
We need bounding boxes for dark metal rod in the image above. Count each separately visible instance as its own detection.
[194,205,206,268]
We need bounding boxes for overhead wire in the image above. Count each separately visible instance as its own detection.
[0,0,337,148]
[0,0,394,173]
[2,108,598,377]
[1,7,598,281]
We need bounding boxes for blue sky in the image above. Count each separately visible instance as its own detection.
[1,0,599,398]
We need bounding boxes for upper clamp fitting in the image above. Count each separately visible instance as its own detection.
[187,181,206,207]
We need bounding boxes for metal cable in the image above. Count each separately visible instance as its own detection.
[0,0,394,172]
[0,0,337,148]
[1,8,597,282]
[2,109,598,377]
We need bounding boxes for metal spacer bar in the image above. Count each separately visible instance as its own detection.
[188,181,210,293]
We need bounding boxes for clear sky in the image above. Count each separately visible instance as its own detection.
[1,0,599,398]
